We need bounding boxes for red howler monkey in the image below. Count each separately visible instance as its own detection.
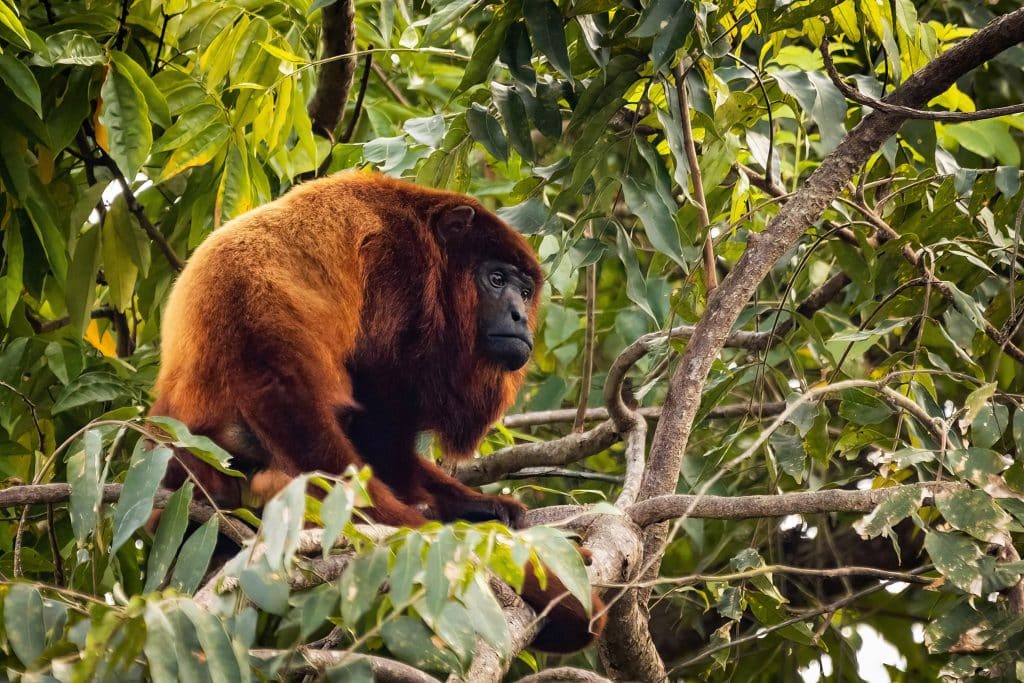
[150,171,604,652]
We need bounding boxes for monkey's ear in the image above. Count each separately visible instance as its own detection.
[438,205,475,242]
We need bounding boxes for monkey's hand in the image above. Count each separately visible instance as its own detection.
[435,493,527,528]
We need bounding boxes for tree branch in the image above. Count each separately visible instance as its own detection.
[455,421,621,486]
[626,482,963,527]
[250,649,440,682]
[821,37,1024,122]
[307,0,357,140]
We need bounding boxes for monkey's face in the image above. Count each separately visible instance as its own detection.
[475,259,535,371]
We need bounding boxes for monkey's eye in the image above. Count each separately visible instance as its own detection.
[489,272,505,288]
[521,288,532,301]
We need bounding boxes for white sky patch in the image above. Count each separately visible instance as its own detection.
[854,624,906,682]
[780,514,803,531]
[885,581,909,594]
[87,175,152,225]
[799,653,833,683]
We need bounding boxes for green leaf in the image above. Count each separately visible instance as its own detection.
[631,0,682,37]
[216,139,252,225]
[111,441,173,554]
[64,222,101,335]
[852,486,924,539]
[4,584,46,666]
[44,30,105,65]
[380,617,461,673]
[102,209,140,312]
[434,602,477,663]
[925,530,984,595]
[423,526,458,622]
[179,601,248,683]
[935,489,1012,543]
[1013,409,1024,457]
[493,83,534,162]
[518,82,562,139]
[500,22,536,90]
[143,603,180,683]
[463,574,511,655]
[466,104,508,161]
[152,104,222,154]
[454,0,520,96]
[621,175,684,267]
[52,372,128,413]
[616,226,657,322]
[145,482,194,592]
[995,165,1020,198]
[390,532,424,607]
[0,2,30,48]
[770,427,806,483]
[747,594,817,645]
[110,51,170,129]
[67,429,104,545]
[157,121,231,183]
[404,114,446,149]
[320,480,354,559]
[339,547,389,624]
[653,4,695,71]
[100,59,153,180]
[523,0,571,78]
[240,556,290,615]
[170,516,220,594]
[543,303,580,349]
[1,220,23,324]
[261,474,307,571]
[945,448,1012,487]
[147,416,242,477]
[0,54,42,117]
[944,281,987,331]
[962,382,996,427]
[838,388,893,425]
[520,526,591,612]
[970,402,1008,449]
[496,198,558,234]
[363,135,415,175]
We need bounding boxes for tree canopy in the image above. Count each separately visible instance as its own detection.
[2,0,1024,680]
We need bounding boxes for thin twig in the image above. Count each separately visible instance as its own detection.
[821,37,1024,122]
[575,224,598,432]
[341,51,373,144]
[674,65,717,291]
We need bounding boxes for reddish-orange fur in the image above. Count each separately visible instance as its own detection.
[151,171,603,651]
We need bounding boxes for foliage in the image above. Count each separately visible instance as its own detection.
[1,0,1024,679]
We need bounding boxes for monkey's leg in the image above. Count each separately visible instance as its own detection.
[236,369,428,528]
[412,457,526,527]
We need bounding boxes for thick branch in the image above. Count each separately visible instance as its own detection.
[626,482,963,527]
[455,421,620,486]
[502,401,786,428]
[0,483,252,544]
[517,668,611,683]
[250,649,440,683]
[308,0,357,139]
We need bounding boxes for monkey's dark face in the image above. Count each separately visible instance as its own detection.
[476,259,535,371]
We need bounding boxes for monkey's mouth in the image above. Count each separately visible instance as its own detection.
[488,334,533,352]
[485,334,534,370]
